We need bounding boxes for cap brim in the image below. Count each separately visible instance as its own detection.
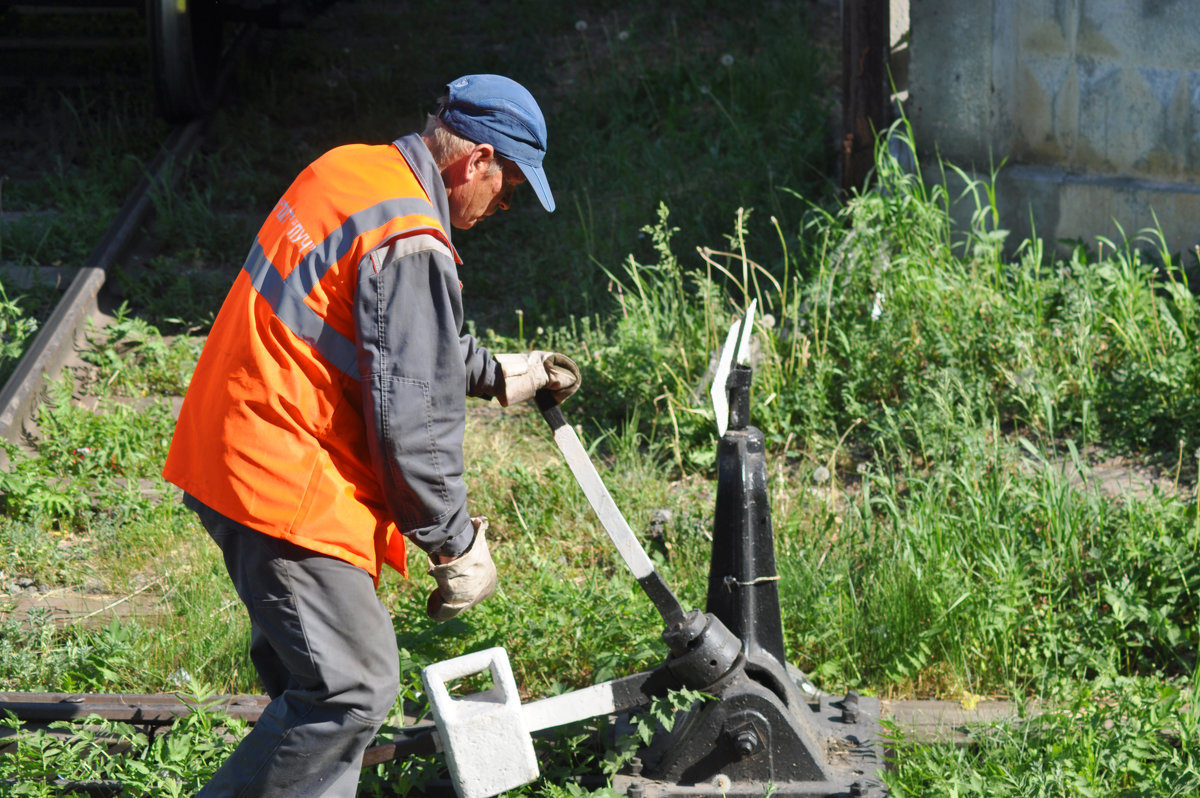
[513,160,555,213]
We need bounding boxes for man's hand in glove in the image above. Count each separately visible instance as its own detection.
[427,517,498,622]
[495,351,581,406]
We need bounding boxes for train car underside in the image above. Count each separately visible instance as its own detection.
[1,0,335,121]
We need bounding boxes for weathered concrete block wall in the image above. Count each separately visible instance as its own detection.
[906,0,1200,262]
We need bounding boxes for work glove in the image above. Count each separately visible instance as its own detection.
[426,517,498,622]
[495,351,581,406]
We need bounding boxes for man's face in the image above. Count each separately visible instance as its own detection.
[445,146,526,230]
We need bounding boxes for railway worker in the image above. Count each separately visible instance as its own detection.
[162,74,579,797]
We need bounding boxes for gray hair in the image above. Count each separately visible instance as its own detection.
[422,113,504,176]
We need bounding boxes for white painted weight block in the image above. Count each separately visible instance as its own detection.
[422,647,539,798]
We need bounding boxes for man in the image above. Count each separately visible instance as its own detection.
[163,74,579,797]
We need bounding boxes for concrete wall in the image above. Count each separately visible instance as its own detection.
[905,0,1200,263]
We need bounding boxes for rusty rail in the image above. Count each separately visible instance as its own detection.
[1,690,1039,744]
[0,119,207,447]
[0,22,254,448]
[0,691,437,765]
[0,691,270,726]
[10,690,1143,796]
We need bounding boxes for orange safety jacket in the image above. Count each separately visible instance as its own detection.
[164,134,502,580]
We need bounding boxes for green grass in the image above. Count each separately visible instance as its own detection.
[0,87,167,268]
[886,677,1200,796]
[0,0,1198,795]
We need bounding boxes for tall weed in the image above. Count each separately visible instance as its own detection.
[0,282,40,385]
[558,119,1200,699]
[0,687,246,795]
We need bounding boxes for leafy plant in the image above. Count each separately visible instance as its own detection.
[600,687,710,778]
[0,686,247,796]
[0,609,94,692]
[0,281,40,384]
[79,301,202,395]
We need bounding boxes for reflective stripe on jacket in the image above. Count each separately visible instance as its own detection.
[164,134,501,579]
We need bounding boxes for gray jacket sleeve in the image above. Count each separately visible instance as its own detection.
[355,235,503,558]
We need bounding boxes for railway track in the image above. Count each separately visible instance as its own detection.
[0,8,447,792]
[0,119,208,446]
[0,686,1188,793]
[0,689,1035,745]
[0,3,260,448]
[0,27,291,793]
[0,688,1039,781]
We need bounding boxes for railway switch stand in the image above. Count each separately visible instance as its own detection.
[609,364,885,797]
[424,361,885,798]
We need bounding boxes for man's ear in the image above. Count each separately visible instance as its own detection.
[465,143,496,178]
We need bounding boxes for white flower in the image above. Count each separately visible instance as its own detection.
[1013,368,1036,387]
[618,30,630,41]
[761,313,776,329]
[813,466,830,484]
[720,53,735,67]
[575,19,588,31]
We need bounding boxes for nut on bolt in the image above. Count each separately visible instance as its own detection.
[734,730,758,756]
[724,721,762,758]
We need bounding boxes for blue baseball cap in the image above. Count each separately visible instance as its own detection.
[438,74,555,213]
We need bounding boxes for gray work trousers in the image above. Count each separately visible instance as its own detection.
[187,496,400,798]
